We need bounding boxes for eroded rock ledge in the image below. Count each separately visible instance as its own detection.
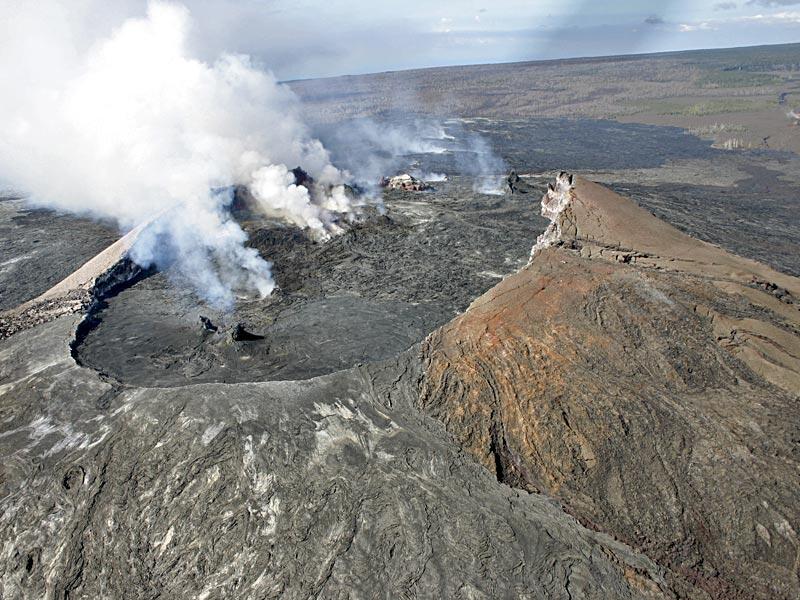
[419,173,800,599]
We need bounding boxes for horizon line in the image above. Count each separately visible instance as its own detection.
[283,40,800,84]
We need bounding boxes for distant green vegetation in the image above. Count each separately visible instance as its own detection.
[696,71,782,88]
[634,98,774,117]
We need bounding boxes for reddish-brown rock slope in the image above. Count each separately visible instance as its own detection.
[419,174,800,599]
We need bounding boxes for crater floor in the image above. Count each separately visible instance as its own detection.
[74,178,542,385]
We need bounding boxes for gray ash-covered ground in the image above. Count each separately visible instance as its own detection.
[606,161,800,277]
[318,114,800,274]
[3,111,800,599]
[3,44,800,600]
[312,114,720,188]
[438,117,719,171]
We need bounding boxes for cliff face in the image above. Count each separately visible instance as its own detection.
[419,175,800,599]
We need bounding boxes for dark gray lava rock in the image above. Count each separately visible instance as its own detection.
[230,322,264,341]
[199,315,218,332]
[507,170,534,194]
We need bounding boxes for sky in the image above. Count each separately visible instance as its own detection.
[3,0,800,79]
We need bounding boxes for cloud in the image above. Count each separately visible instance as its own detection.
[714,2,738,9]
[736,10,800,21]
[674,7,800,35]
[679,22,714,31]
[10,0,796,84]
[644,15,665,25]
[747,0,800,6]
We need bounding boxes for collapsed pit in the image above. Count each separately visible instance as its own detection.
[73,178,544,386]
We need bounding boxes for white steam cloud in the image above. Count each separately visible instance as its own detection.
[318,116,506,194]
[0,0,359,308]
[466,135,508,195]
[318,118,451,191]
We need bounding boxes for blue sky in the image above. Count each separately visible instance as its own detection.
[183,0,800,78]
[7,0,800,79]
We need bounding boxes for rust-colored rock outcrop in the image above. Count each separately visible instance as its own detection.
[419,175,800,599]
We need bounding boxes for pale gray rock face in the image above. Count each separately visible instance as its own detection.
[0,315,674,600]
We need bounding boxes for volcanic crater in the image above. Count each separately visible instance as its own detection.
[71,177,544,386]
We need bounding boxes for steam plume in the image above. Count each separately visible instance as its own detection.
[317,118,451,191]
[318,117,506,194]
[0,1,357,307]
[463,134,508,195]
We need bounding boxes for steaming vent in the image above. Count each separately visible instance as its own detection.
[233,166,364,239]
[0,0,381,310]
[530,172,575,259]
[380,173,433,192]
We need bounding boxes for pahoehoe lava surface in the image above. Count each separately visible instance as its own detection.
[608,162,800,277]
[0,199,119,311]
[1,313,683,599]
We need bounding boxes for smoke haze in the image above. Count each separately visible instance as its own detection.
[316,118,452,192]
[317,117,507,194]
[0,0,358,307]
